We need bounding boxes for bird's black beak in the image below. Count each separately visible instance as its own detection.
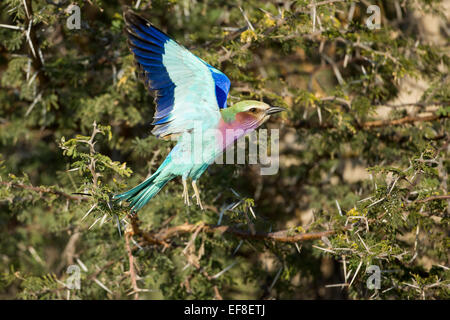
[265,106,286,115]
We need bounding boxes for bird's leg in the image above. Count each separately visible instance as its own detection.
[191,180,204,210]
[182,178,190,206]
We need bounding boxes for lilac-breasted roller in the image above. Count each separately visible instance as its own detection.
[113,10,284,212]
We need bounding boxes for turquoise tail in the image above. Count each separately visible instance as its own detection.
[113,162,173,213]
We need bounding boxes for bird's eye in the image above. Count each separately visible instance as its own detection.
[249,108,257,113]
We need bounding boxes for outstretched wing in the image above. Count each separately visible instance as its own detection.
[123,10,231,138]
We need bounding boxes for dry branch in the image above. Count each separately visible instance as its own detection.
[129,215,352,246]
[286,112,449,130]
[125,229,140,300]
[362,114,449,129]
[23,0,49,86]
[415,195,450,203]
[0,181,88,201]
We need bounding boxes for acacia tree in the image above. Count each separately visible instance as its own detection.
[0,0,449,299]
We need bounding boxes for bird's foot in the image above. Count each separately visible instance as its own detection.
[182,179,190,206]
[192,180,204,210]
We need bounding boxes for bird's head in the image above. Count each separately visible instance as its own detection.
[221,100,285,131]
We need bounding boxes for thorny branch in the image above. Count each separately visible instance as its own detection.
[285,112,450,130]
[125,227,140,300]
[2,180,447,245]
[23,0,49,86]
[0,181,88,201]
[415,195,450,203]
[362,113,450,129]
[128,215,353,247]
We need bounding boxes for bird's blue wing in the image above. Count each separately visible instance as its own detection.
[124,11,231,138]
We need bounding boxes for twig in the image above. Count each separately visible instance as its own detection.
[285,112,449,130]
[77,122,102,187]
[131,216,353,246]
[125,228,140,300]
[0,24,24,30]
[362,114,449,128]
[23,0,49,86]
[349,260,363,288]
[415,195,450,203]
[0,181,89,201]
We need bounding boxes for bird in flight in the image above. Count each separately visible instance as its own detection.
[114,10,284,213]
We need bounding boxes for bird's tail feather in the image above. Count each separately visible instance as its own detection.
[113,169,173,213]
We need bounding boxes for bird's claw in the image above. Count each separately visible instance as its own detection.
[182,179,190,206]
[182,179,204,209]
[192,180,204,210]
